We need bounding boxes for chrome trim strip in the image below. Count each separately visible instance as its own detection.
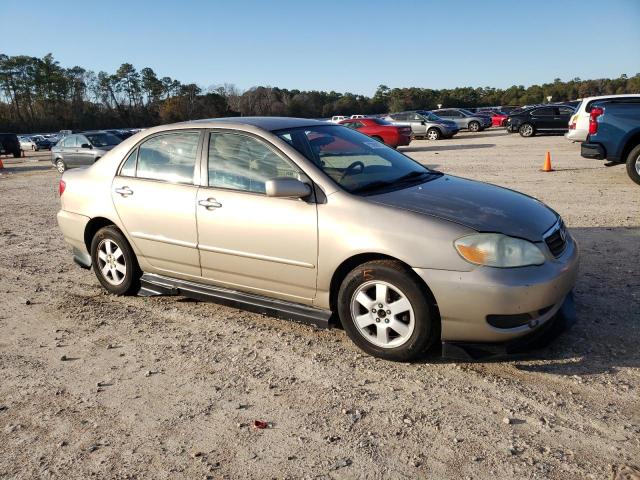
[198,244,315,269]
[130,232,197,249]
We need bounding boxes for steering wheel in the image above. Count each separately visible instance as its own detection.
[339,161,365,181]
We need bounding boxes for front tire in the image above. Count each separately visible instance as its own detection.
[426,128,441,141]
[468,121,480,132]
[626,144,640,186]
[519,123,535,137]
[337,260,438,361]
[90,226,141,295]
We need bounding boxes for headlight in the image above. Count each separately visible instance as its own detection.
[454,233,545,268]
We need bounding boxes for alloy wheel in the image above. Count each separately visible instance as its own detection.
[427,129,439,140]
[635,155,640,175]
[350,280,415,348]
[97,239,127,286]
[521,124,533,136]
[56,160,65,173]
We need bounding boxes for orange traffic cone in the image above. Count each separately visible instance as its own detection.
[541,151,553,172]
[0,158,4,170]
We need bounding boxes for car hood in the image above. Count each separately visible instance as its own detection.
[368,175,558,241]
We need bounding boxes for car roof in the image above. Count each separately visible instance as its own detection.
[187,116,330,131]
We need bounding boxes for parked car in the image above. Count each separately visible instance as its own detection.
[330,116,348,123]
[566,94,640,143]
[56,117,578,361]
[580,98,640,185]
[476,109,509,127]
[51,131,122,173]
[0,133,21,158]
[507,105,575,137]
[431,108,492,132]
[19,136,39,151]
[350,115,366,119]
[105,129,136,141]
[31,135,55,150]
[385,111,459,140]
[339,118,412,148]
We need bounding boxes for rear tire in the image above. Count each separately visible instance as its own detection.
[468,121,480,132]
[625,144,640,186]
[90,226,141,296]
[519,123,535,137]
[426,128,441,141]
[13,150,20,158]
[55,159,66,173]
[337,260,438,361]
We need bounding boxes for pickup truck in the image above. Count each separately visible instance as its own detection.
[581,99,640,185]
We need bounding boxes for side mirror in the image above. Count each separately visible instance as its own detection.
[81,143,92,149]
[420,121,426,125]
[265,177,311,199]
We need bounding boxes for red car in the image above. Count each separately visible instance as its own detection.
[477,110,509,127]
[338,118,411,148]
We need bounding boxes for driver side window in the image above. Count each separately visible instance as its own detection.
[208,132,301,194]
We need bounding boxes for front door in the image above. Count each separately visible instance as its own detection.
[76,134,94,167]
[196,131,318,304]
[530,107,555,130]
[62,134,80,167]
[111,130,203,278]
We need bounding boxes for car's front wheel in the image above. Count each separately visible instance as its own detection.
[426,128,441,141]
[519,123,535,137]
[337,260,438,361]
[90,226,141,295]
[626,144,640,186]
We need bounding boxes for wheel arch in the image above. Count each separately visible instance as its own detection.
[621,130,640,163]
[84,216,119,252]
[328,253,441,325]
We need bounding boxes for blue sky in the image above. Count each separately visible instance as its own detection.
[3,0,639,95]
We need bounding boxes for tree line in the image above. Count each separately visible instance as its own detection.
[1,53,638,133]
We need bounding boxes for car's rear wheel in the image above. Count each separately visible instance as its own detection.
[468,121,480,132]
[426,128,441,141]
[90,226,141,295]
[519,123,535,137]
[13,150,20,158]
[55,159,66,173]
[625,144,640,186]
[337,260,438,361]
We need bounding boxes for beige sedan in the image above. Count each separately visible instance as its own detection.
[57,117,578,361]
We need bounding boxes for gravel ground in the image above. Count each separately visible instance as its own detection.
[1,130,639,479]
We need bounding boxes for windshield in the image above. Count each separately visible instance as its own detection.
[275,125,441,195]
[86,132,122,147]
[416,111,444,122]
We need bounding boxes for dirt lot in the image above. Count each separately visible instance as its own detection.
[1,131,639,479]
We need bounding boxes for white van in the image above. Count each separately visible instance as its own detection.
[566,94,640,142]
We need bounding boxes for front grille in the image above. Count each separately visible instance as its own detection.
[544,220,568,257]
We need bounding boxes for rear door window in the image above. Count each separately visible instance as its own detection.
[532,107,554,116]
[136,131,200,184]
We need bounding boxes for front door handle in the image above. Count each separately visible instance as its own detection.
[115,186,133,197]
[198,198,222,210]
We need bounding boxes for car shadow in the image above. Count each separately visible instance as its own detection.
[401,144,495,153]
[422,226,640,375]
[452,131,510,140]
[0,164,54,174]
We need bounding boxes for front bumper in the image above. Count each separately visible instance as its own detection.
[413,235,579,344]
[441,292,576,360]
[581,142,606,160]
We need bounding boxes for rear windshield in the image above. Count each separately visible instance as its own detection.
[370,118,392,125]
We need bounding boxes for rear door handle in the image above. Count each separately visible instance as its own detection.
[198,198,222,210]
[115,186,133,197]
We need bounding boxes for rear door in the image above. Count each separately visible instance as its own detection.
[556,107,574,130]
[111,130,203,278]
[196,130,318,303]
[62,135,80,166]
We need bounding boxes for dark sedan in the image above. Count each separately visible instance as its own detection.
[507,105,575,137]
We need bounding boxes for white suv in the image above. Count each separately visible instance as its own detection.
[566,94,640,142]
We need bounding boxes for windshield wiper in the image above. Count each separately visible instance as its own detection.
[350,171,442,195]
